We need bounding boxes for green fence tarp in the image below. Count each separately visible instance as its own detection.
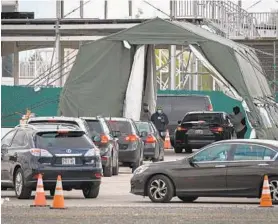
[157,90,251,138]
[1,85,62,128]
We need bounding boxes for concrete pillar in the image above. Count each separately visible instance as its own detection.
[55,0,63,87]
[13,42,19,86]
[104,0,108,19]
[169,45,176,90]
[80,0,84,18]
[128,0,132,18]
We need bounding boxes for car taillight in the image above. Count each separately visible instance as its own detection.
[30,148,53,157]
[146,135,156,143]
[125,134,138,142]
[208,104,213,111]
[177,126,187,131]
[210,127,223,132]
[101,134,109,144]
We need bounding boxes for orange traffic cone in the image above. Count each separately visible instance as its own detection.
[30,173,49,207]
[50,175,65,209]
[164,129,171,149]
[259,175,273,207]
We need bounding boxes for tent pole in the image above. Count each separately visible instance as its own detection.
[274,41,276,93]
[128,0,132,18]
[104,0,108,19]
[169,45,176,90]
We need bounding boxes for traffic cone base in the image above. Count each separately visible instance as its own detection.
[164,129,171,149]
[259,175,273,207]
[30,173,49,207]
[50,175,66,209]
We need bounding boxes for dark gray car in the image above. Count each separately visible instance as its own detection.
[1,124,102,199]
[82,117,119,177]
[135,121,164,162]
[130,139,278,203]
[157,95,213,146]
[105,117,145,172]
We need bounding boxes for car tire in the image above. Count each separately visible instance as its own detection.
[185,147,193,153]
[103,160,113,177]
[112,157,119,176]
[1,187,7,190]
[178,196,198,203]
[14,168,32,199]
[269,176,278,204]
[82,185,100,199]
[152,158,159,162]
[147,174,174,203]
[174,147,183,153]
[50,189,55,197]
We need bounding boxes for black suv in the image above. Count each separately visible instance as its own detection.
[174,111,235,153]
[82,117,119,177]
[1,124,102,199]
[105,117,145,172]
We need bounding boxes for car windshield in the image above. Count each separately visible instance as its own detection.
[86,120,103,136]
[107,120,132,134]
[135,122,152,133]
[35,131,93,149]
[182,113,221,124]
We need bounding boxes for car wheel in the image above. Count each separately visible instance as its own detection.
[185,147,193,153]
[82,185,100,199]
[178,196,198,203]
[147,175,174,203]
[103,160,113,177]
[14,168,32,199]
[112,157,119,175]
[50,189,55,197]
[174,147,183,153]
[152,158,159,162]
[1,187,7,190]
[269,177,278,204]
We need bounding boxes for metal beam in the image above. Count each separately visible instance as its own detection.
[1,36,105,42]
[169,45,176,90]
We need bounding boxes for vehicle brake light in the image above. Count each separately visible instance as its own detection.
[146,135,156,143]
[100,134,109,144]
[177,127,187,131]
[95,173,102,178]
[30,148,53,157]
[47,120,57,123]
[57,130,68,133]
[208,104,213,111]
[210,127,223,132]
[125,134,138,142]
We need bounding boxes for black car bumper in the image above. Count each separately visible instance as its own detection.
[25,166,102,190]
[119,149,140,163]
[130,175,145,196]
[175,139,216,148]
[143,143,157,158]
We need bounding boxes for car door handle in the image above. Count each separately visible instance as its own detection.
[258,163,269,166]
[215,165,226,168]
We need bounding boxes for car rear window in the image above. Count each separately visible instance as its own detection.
[182,113,222,124]
[86,120,104,135]
[157,96,210,122]
[35,131,93,149]
[135,122,152,133]
[29,120,79,126]
[106,120,132,134]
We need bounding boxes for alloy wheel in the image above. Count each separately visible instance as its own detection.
[149,179,167,200]
[15,172,23,196]
[269,180,278,202]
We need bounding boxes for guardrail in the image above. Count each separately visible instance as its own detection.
[172,0,278,39]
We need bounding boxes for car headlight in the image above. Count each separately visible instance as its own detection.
[133,165,148,175]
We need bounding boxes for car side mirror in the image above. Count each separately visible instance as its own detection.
[112,131,120,138]
[92,135,101,142]
[140,131,148,137]
[178,120,181,124]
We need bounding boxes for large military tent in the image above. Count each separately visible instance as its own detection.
[59,18,275,138]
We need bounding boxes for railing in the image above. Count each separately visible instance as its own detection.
[172,0,263,39]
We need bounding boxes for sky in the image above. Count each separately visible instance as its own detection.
[7,0,278,19]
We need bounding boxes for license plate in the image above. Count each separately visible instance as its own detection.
[195,130,203,135]
[62,158,75,165]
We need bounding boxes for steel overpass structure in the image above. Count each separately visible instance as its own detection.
[1,0,278,92]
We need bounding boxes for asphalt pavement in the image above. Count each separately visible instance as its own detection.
[2,149,278,224]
